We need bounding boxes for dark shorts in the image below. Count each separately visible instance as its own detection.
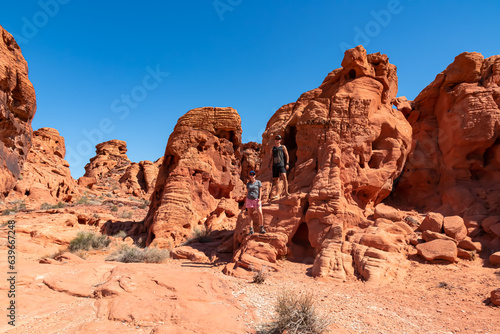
[272,165,286,178]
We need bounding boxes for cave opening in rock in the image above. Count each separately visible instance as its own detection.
[290,222,315,263]
[284,125,298,174]
[209,182,232,199]
[349,69,356,79]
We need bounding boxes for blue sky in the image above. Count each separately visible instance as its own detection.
[1,1,499,178]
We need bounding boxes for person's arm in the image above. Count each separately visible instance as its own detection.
[258,181,262,202]
[283,145,290,170]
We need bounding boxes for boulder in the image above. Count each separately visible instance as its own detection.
[418,212,444,233]
[482,216,500,235]
[416,239,458,262]
[491,289,500,306]
[422,230,456,244]
[373,203,405,222]
[490,252,500,266]
[443,216,467,241]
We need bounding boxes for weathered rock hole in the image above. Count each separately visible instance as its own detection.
[290,223,315,263]
[284,125,298,173]
[349,69,356,79]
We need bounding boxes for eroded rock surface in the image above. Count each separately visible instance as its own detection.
[142,107,245,248]
[0,25,37,196]
[392,52,500,219]
[5,127,79,204]
[226,46,413,281]
[79,140,161,199]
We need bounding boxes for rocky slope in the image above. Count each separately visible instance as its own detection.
[0,24,37,197]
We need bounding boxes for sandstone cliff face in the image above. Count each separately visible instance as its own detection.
[225,46,413,280]
[0,25,37,196]
[392,52,500,219]
[6,127,79,203]
[143,107,245,247]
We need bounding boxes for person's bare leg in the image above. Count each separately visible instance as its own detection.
[270,177,279,199]
[257,205,266,233]
[247,207,254,234]
[281,173,289,196]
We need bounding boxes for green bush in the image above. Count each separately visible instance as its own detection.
[53,201,67,209]
[68,231,110,252]
[113,230,127,239]
[77,196,89,205]
[2,208,18,216]
[106,245,169,263]
[40,203,52,210]
[111,205,118,212]
[259,290,331,334]
[120,211,133,219]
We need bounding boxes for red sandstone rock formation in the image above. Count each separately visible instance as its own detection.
[392,52,500,219]
[81,140,131,191]
[225,46,413,281]
[0,25,37,196]
[5,127,79,204]
[142,107,246,248]
[119,157,163,199]
[79,140,162,199]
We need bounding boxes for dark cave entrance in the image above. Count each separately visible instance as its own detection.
[284,125,298,176]
[290,222,315,264]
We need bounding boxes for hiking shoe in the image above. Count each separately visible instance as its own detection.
[249,227,254,235]
[259,226,266,234]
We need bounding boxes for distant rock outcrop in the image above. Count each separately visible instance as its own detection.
[225,46,413,281]
[5,127,79,204]
[392,52,500,219]
[79,140,161,199]
[142,107,245,248]
[0,25,37,196]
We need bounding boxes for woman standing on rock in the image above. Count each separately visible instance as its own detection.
[246,170,265,235]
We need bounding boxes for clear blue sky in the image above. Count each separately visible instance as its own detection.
[1,1,499,178]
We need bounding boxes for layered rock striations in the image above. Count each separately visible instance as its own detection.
[226,46,413,280]
[142,107,246,248]
[391,52,500,220]
[0,25,37,196]
[6,127,79,203]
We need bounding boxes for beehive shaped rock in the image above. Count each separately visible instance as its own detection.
[143,107,245,247]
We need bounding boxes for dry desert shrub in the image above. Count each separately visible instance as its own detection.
[259,290,331,334]
[106,244,169,263]
[253,265,269,284]
[68,231,110,252]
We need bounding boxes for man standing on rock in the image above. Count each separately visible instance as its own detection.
[246,170,265,234]
[269,135,290,200]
